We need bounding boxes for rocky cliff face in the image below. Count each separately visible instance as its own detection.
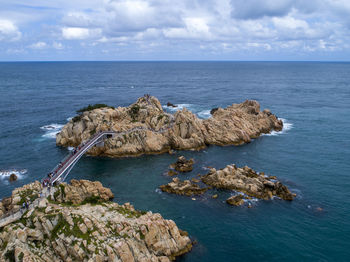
[0,180,192,261]
[56,95,283,157]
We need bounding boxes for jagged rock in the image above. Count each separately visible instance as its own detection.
[201,164,295,201]
[56,95,283,157]
[171,156,194,173]
[210,108,219,115]
[167,102,177,108]
[160,178,208,196]
[9,173,17,182]
[226,195,246,206]
[1,181,42,216]
[0,180,192,261]
[54,179,114,205]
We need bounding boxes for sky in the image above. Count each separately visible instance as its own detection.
[1,0,350,61]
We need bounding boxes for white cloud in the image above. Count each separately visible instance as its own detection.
[0,19,21,41]
[29,41,47,49]
[62,27,101,40]
[53,42,64,50]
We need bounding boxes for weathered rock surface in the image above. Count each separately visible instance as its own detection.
[159,178,208,196]
[201,164,295,201]
[0,180,192,261]
[226,195,246,206]
[0,180,42,216]
[170,156,194,173]
[56,95,283,157]
[54,179,114,205]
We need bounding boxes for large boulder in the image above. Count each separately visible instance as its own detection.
[170,156,194,173]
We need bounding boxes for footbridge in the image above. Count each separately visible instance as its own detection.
[49,112,175,185]
[49,131,117,185]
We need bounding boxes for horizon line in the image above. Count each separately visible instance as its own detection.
[0,60,350,63]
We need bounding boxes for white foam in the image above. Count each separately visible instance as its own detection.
[67,117,73,121]
[40,123,63,139]
[68,147,74,151]
[163,103,193,112]
[264,118,293,136]
[0,169,27,180]
[197,110,211,119]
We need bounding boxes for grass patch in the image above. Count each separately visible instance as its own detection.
[77,104,114,113]
[129,104,140,120]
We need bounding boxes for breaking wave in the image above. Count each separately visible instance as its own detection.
[40,124,63,139]
[0,169,27,181]
[264,118,293,136]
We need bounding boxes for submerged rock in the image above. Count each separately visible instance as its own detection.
[159,178,208,196]
[0,180,192,261]
[56,95,283,157]
[167,102,177,108]
[170,156,194,173]
[201,164,295,201]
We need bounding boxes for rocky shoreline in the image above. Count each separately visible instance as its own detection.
[56,95,283,157]
[0,180,192,261]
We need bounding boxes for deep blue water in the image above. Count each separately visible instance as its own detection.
[0,62,349,261]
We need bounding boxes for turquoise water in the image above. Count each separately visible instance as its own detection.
[0,62,349,261]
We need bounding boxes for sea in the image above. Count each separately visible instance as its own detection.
[0,61,349,261]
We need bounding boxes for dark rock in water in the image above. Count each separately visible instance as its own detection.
[171,156,194,173]
[226,195,245,206]
[160,178,208,196]
[210,108,219,115]
[168,170,178,176]
[167,102,177,108]
[9,173,17,182]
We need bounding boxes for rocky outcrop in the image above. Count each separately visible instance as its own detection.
[201,164,295,201]
[54,179,114,205]
[226,195,246,206]
[170,156,194,173]
[159,178,208,196]
[0,181,42,216]
[0,180,192,261]
[56,95,283,157]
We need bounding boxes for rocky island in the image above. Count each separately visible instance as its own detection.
[159,161,295,207]
[56,95,283,157]
[0,180,192,261]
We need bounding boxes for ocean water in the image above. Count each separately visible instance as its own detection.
[0,61,349,261]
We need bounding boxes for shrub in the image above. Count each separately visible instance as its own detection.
[76,104,114,113]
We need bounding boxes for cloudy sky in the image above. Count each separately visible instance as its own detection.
[1,0,350,61]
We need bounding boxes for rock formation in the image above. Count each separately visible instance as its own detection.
[56,95,283,157]
[159,178,208,196]
[226,195,246,206]
[170,156,194,173]
[0,180,192,261]
[201,164,295,202]
[9,173,17,182]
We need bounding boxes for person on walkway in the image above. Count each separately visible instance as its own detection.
[25,201,29,209]
[22,202,26,212]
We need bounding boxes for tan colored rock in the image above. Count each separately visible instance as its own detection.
[226,195,245,206]
[0,179,192,262]
[202,164,295,201]
[159,178,208,196]
[56,95,283,157]
[171,156,194,173]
